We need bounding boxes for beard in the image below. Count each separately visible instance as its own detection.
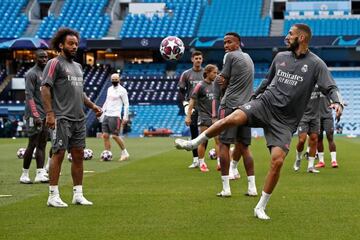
[63,48,76,60]
[287,37,300,52]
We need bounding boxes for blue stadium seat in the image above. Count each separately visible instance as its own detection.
[0,0,28,38]
[36,0,110,39]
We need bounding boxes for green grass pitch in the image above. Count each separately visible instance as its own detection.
[0,136,359,239]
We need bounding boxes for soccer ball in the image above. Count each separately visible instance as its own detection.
[159,36,185,61]
[17,148,26,159]
[67,153,72,162]
[84,148,93,160]
[100,150,113,161]
[208,148,217,160]
[32,147,36,159]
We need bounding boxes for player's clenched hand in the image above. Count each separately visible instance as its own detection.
[46,111,56,129]
[330,103,343,122]
[34,117,42,127]
[92,105,103,118]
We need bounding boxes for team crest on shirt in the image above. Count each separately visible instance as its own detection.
[301,64,308,73]
[244,104,251,110]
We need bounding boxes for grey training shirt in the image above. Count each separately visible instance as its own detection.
[42,55,85,121]
[220,49,254,109]
[255,50,343,132]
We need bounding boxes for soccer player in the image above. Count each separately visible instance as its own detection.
[185,64,218,172]
[19,49,49,184]
[316,93,339,168]
[293,87,321,173]
[41,28,102,207]
[101,73,130,161]
[178,50,204,168]
[175,24,344,220]
[215,32,257,198]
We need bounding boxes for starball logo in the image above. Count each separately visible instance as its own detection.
[276,69,303,86]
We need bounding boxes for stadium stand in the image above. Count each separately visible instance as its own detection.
[36,0,111,39]
[120,0,205,38]
[197,0,271,37]
[0,0,28,38]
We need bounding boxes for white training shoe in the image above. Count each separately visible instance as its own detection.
[119,152,130,161]
[293,159,301,171]
[20,174,32,184]
[47,195,68,208]
[188,161,199,168]
[254,207,270,220]
[174,139,197,151]
[307,167,320,173]
[72,194,93,206]
[229,168,240,180]
[34,170,49,183]
[216,189,231,197]
[246,188,258,197]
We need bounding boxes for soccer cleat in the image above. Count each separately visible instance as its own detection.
[246,188,258,197]
[188,161,199,168]
[307,167,320,173]
[229,168,240,180]
[200,163,209,172]
[315,161,325,168]
[293,159,301,171]
[72,194,93,206]
[20,174,32,184]
[254,208,270,220]
[216,190,231,197]
[119,152,130,161]
[331,161,338,168]
[216,164,221,171]
[47,195,68,208]
[34,169,49,183]
[34,174,49,183]
[174,139,197,151]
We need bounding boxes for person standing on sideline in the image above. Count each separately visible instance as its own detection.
[101,73,130,161]
[293,86,321,173]
[185,64,219,172]
[175,24,344,220]
[316,93,339,168]
[20,49,49,184]
[215,32,257,198]
[178,51,204,168]
[41,28,102,207]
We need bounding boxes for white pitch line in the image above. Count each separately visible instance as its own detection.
[84,170,95,173]
[0,195,13,198]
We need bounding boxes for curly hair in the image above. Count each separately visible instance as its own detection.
[51,27,80,52]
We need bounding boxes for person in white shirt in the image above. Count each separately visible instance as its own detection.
[101,73,130,161]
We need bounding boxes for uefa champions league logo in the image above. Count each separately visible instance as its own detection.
[140,39,149,47]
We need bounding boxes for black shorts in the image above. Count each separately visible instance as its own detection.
[239,99,292,154]
[102,116,121,135]
[297,118,320,134]
[50,119,86,153]
[320,117,334,133]
[218,107,251,145]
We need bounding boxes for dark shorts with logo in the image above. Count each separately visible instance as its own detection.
[297,118,320,134]
[50,119,86,153]
[320,117,334,133]
[238,99,292,154]
[102,116,121,135]
[218,107,251,145]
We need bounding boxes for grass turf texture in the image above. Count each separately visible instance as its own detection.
[0,137,359,239]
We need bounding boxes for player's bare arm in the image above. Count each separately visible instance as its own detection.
[40,84,55,129]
